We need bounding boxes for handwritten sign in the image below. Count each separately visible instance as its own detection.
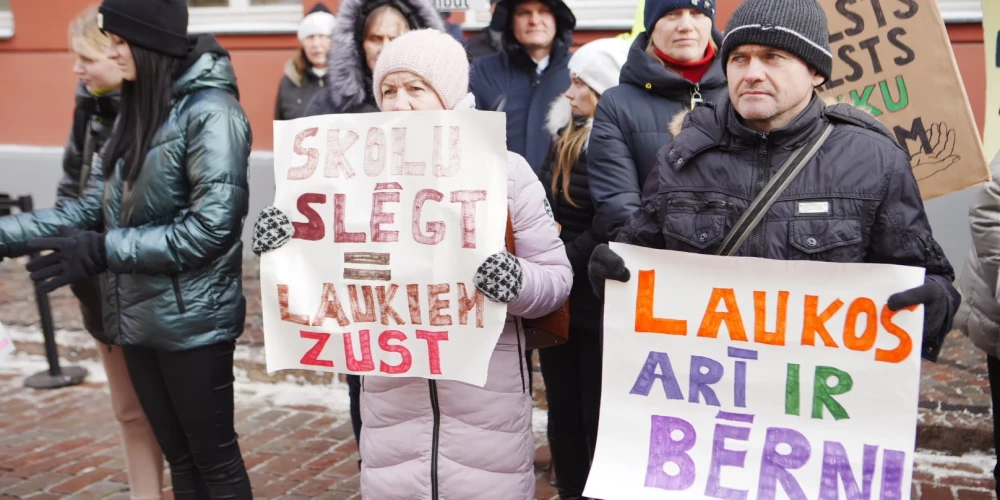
[0,321,13,360]
[584,244,925,500]
[261,110,509,386]
[817,0,989,199]
[983,0,1000,165]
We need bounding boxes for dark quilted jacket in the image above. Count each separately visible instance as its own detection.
[588,31,727,240]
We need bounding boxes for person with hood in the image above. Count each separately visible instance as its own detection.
[252,29,572,500]
[470,0,577,174]
[538,37,629,500]
[954,159,1000,496]
[300,0,445,464]
[589,0,958,365]
[588,0,726,241]
[305,0,444,116]
[62,7,165,499]
[466,0,504,61]
[274,2,336,120]
[0,0,253,496]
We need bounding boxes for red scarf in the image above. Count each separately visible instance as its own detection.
[655,43,716,83]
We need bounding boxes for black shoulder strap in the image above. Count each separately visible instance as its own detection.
[715,122,835,257]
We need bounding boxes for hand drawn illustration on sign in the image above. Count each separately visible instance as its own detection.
[817,0,988,199]
[260,110,509,387]
[584,244,925,500]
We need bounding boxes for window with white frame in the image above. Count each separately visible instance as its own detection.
[461,0,983,31]
[0,0,13,40]
[187,0,302,35]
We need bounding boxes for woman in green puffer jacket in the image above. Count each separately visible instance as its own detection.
[0,0,253,497]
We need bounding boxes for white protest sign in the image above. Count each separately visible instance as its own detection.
[261,110,509,386]
[585,243,925,500]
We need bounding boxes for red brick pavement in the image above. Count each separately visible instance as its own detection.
[0,363,994,499]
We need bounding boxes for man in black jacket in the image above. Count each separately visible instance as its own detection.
[465,0,503,61]
[589,0,960,362]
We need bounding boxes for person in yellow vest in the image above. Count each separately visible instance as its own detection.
[615,0,644,43]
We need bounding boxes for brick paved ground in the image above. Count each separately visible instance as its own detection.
[0,258,996,499]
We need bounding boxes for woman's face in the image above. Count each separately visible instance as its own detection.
[302,34,333,69]
[650,8,713,63]
[104,33,137,81]
[564,76,597,117]
[72,39,123,93]
[363,8,409,72]
[380,71,445,111]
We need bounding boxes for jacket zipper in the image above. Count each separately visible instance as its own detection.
[748,133,770,256]
[115,274,123,343]
[428,380,441,500]
[171,275,186,314]
[690,83,703,109]
[667,199,731,210]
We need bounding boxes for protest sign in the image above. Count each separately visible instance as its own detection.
[261,110,509,387]
[983,0,1000,165]
[0,321,13,360]
[817,0,989,200]
[584,243,925,500]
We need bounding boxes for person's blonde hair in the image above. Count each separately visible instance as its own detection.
[68,6,110,58]
[550,89,598,208]
[364,5,409,39]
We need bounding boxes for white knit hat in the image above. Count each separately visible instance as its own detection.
[297,10,336,42]
[567,38,630,96]
[372,29,470,111]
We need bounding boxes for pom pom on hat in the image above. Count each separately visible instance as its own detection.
[372,29,470,110]
[298,3,336,42]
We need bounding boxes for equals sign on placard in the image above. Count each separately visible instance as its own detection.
[343,252,391,281]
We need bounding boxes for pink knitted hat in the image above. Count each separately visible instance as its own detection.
[372,29,470,110]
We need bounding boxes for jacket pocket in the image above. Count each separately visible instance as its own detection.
[788,219,864,262]
[170,275,186,314]
[659,198,730,253]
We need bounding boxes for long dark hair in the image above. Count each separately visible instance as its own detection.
[103,43,184,184]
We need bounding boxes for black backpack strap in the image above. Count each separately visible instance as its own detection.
[715,122,835,257]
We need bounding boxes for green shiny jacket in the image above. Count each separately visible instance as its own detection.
[0,46,252,351]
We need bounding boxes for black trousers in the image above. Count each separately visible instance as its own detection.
[539,326,603,499]
[348,374,362,450]
[122,341,251,500]
[989,355,1000,495]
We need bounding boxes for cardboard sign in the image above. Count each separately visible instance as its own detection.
[584,244,925,500]
[0,321,14,360]
[983,0,1000,165]
[261,110,509,386]
[817,0,989,199]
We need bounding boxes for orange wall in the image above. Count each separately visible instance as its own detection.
[0,0,988,151]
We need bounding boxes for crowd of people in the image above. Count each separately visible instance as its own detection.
[0,0,995,498]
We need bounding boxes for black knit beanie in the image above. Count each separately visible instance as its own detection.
[98,0,189,58]
[720,0,832,84]
[643,0,716,34]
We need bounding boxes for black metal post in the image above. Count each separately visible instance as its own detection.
[4,195,88,389]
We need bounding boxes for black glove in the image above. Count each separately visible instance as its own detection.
[474,250,524,303]
[588,243,630,301]
[25,227,108,294]
[887,275,960,362]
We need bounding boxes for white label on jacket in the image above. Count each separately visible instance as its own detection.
[797,201,831,214]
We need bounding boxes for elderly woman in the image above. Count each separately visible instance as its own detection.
[274,3,336,120]
[588,0,726,241]
[253,28,572,500]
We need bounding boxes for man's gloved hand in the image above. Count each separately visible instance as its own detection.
[474,250,524,303]
[887,275,960,362]
[25,226,107,294]
[588,243,630,301]
[253,206,294,256]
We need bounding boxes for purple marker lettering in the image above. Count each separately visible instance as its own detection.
[879,450,905,500]
[689,356,723,406]
[728,347,758,408]
[645,415,697,491]
[706,420,751,499]
[630,351,684,400]
[757,427,810,500]
[819,442,877,500]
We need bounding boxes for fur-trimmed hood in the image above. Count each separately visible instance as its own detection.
[310,0,444,115]
[544,96,592,148]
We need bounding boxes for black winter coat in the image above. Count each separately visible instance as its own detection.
[466,29,503,62]
[60,81,119,339]
[618,95,956,300]
[540,115,602,330]
[275,54,326,120]
[470,0,576,173]
[588,31,727,241]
